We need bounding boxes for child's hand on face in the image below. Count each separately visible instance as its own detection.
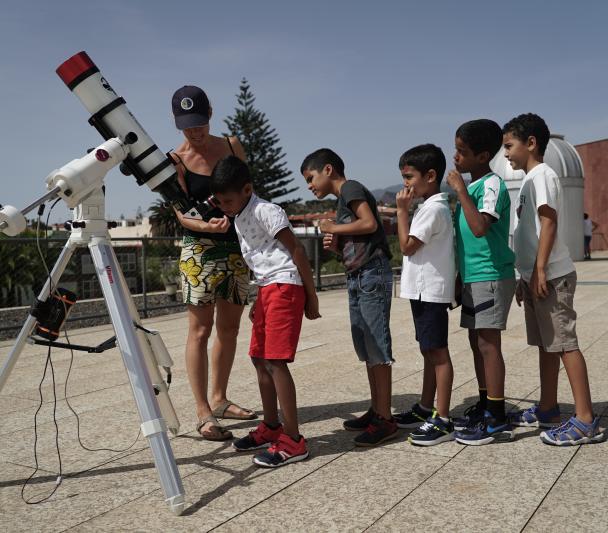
[305,294,321,320]
[446,169,466,194]
[319,219,335,233]
[323,233,338,252]
[396,187,414,210]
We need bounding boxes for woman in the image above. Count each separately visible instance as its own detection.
[171,85,255,440]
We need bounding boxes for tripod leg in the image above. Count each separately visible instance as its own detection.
[0,240,77,394]
[89,241,186,515]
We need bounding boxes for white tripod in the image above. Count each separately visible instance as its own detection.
[0,140,186,514]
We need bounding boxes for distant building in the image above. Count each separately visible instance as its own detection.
[575,139,608,251]
[109,216,153,242]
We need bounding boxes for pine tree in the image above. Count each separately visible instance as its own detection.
[224,78,299,205]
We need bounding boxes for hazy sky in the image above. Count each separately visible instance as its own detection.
[1,1,607,223]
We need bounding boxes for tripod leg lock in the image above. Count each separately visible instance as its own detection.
[140,418,168,438]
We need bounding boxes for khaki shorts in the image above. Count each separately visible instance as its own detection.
[521,271,579,353]
[460,278,516,330]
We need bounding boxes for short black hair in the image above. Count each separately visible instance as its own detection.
[300,148,345,176]
[456,119,503,157]
[502,113,551,156]
[398,144,446,183]
[210,155,252,194]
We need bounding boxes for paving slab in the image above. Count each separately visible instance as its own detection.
[0,254,607,531]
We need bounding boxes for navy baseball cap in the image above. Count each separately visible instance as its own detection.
[172,85,210,130]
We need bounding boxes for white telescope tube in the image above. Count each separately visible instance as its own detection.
[56,52,201,219]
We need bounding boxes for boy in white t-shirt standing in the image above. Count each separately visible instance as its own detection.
[394,144,457,446]
[210,156,321,467]
[503,113,604,445]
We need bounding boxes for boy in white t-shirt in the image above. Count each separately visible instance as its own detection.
[503,113,603,445]
[394,144,457,446]
[210,156,321,467]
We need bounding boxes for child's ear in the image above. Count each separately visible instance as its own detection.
[323,163,333,177]
[244,183,253,195]
[426,169,437,183]
[477,151,491,165]
[527,135,537,153]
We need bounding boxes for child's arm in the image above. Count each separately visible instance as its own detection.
[319,200,377,236]
[396,188,423,256]
[275,228,321,320]
[446,170,495,237]
[531,204,557,299]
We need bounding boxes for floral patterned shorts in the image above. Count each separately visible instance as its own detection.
[179,236,250,306]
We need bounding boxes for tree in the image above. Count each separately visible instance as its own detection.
[148,200,183,237]
[224,78,299,205]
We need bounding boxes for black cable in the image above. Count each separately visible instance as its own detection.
[62,328,141,453]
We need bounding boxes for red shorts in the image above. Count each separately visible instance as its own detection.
[249,283,305,362]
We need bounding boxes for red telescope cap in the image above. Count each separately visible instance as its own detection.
[56,51,98,89]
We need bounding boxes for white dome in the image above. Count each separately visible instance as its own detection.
[491,134,584,180]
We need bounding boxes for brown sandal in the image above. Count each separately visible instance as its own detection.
[211,400,257,420]
[195,415,233,441]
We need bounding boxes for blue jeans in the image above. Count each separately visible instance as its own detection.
[346,255,394,366]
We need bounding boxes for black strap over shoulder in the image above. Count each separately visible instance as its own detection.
[225,136,235,155]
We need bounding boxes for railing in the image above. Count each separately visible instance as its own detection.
[1,235,401,338]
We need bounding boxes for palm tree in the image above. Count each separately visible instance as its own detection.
[148,200,182,237]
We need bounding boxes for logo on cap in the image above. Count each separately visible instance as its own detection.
[181,97,194,111]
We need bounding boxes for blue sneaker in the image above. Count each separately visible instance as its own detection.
[408,411,454,446]
[453,402,485,431]
[508,404,561,428]
[455,411,514,446]
[540,416,605,446]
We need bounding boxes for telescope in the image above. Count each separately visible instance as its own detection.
[0,52,189,515]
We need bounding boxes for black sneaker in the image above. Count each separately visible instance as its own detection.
[393,403,432,429]
[408,411,455,446]
[453,402,485,431]
[343,407,375,432]
[354,415,399,447]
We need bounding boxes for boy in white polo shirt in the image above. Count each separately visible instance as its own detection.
[210,155,321,466]
[394,144,457,446]
[503,113,603,445]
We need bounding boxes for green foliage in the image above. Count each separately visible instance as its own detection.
[285,199,336,215]
[149,199,183,237]
[224,79,299,206]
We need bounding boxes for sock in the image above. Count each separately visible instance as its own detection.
[487,397,506,422]
[479,388,488,409]
[439,416,450,423]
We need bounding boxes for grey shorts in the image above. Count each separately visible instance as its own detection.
[522,271,579,353]
[460,278,516,330]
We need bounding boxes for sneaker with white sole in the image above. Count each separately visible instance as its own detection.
[253,433,309,467]
[408,411,455,446]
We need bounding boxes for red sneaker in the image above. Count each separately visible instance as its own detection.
[232,421,284,451]
[253,433,309,468]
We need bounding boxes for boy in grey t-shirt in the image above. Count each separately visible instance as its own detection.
[301,148,397,447]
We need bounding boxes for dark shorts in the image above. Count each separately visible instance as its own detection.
[410,299,449,351]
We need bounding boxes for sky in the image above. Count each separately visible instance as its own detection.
[1,1,608,223]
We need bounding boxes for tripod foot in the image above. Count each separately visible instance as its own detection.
[167,494,186,516]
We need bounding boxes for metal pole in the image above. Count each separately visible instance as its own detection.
[313,229,321,291]
[141,238,148,318]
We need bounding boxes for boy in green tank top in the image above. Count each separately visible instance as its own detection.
[446,119,516,445]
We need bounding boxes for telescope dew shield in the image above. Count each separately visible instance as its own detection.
[56,52,194,215]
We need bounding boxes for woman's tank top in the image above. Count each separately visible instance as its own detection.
[173,137,238,242]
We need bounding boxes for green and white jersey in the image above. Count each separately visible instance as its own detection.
[455,172,515,283]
